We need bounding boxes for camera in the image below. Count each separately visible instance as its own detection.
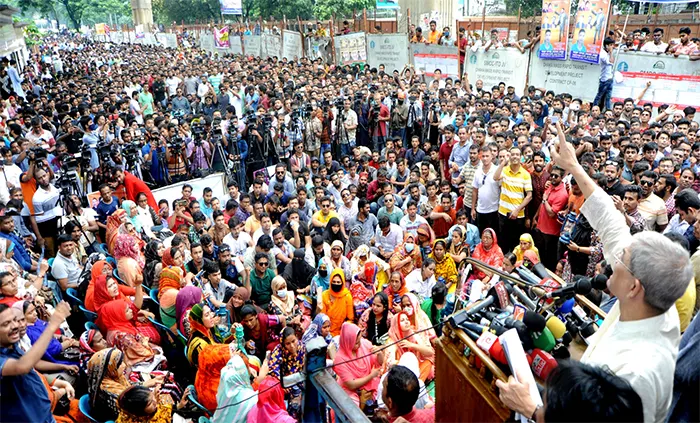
[29,147,48,162]
[96,141,112,162]
[168,136,185,152]
[333,98,344,108]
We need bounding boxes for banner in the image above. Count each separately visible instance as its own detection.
[612,52,700,108]
[410,43,460,79]
[528,50,599,101]
[214,27,230,49]
[335,32,367,66]
[109,32,125,44]
[230,35,243,54]
[152,173,227,209]
[261,33,282,59]
[95,23,106,36]
[569,0,611,64]
[305,36,332,63]
[465,48,530,95]
[281,30,303,60]
[366,34,409,73]
[243,35,261,56]
[376,0,399,9]
[200,32,214,51]
[220,0,242,14]
[538,0,571,60]
[156,33,178,49]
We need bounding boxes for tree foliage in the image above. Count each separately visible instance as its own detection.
[313,0,372,20]
[16,0,131,29]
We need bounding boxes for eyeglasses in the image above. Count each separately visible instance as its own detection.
[322,204,330,209]
[550,174,561,179]
[640,180,654,186]
[614,249,635,277]
[257,261,269,266]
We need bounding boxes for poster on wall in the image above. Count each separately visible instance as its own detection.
[366,34,409,73]
[465,48,530,95]
[411,44,460,79]
[334,32,367,66]
[569,0,611,64]
[229,35,243,54]
[261,33,282,58]
[282,30,303,60]
[376,0,399,9]
[537,0,571,60]
[214,27,230,49]
[95,23,106,36]
[219,0,242,14]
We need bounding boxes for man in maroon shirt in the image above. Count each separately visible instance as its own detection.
[370,92,391,153]
[430,193,457,239]
[438,124,457,179]
[383,365,435,423]
[534,165,568,270]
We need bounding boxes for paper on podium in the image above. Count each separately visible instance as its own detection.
[500,328,543,423]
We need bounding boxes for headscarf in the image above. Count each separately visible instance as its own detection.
[513,233,540,263]
[301,313,332,345]
[402,292,436,340]
[416,223,434,246]
[226,286,253,323]
[87,348,130,409]
[311,259,330,292]
[384,271,409,300]
[212,354,257,423]
[106,209,127,255]
[333,322,378,391]
[323,217,346,245]
[516,249,541,268]
[471,228,504,279]
[283,248,316,292]
[389,232,422,277]
[121,200,142,233]
[80,329,98,354]
[270,276,295,315]
[143,240,162,289]
[96,299,137,336]
[429,238,458,286]
[346,224,365,252]
[85,260,114,311]
[189,302,226,344]
[159,248,183,300]
[114,233,145,268]
[388,311,416,356]
[176,285,202,335]
[246,376,296,423]
[93,274,126,313]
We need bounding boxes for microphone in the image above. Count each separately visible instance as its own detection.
[464,282,513,316]
[570,304,598,338]
[529,349,558,379]
[534,278,592,300]
[551,342,571,359]
[512,285,537,310]
[475,331,508,364]
[523,311,555,352]
[481,310,534,350]
[545,314,568,340]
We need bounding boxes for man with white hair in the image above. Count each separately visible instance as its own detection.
[498,121,691,423]
[550,121,690,422]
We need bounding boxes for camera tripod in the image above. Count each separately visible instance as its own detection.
[333,108,349,159]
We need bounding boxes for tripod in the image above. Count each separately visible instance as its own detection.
[333,108,348,158]
[227,132,246,191]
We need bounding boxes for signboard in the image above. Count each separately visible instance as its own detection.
[95,23,106,36]
[305,36,332,63]
[376,0,399,9]
[411,43,460,79]
[261,33,282,59]
[200,32,214,51]
[214,27,230,49]
[243,35,261,56]
[569,0,611,64]
[282,30,303,61]
[612,52,700,108]
[366,34,409,73]
[156,33,178,49]
[229,35,243,54]
[109,32,125,44]
[528,50,599,101]
[538,0,571,60]
[465,48,530,95]
[219,0,242,14]
[335,32,368,66]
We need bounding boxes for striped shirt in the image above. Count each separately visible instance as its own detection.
[638,193,669,231]
[498,165,532,218]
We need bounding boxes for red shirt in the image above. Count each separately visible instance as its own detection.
[389,408,435,423]
[439,140,454,179]
[372,104,390,137]
[432,205,456,238]
[537,182,569,235]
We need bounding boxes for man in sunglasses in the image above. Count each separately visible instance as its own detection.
[534,166,568,270]
[637,170,668,232]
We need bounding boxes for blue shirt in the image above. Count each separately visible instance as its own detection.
[0,231,32,271]
[199,198,214,219]
[94,196,119,224]
[449,141,472,168]
[0,344,54,423]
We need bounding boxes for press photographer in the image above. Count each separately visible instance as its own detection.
[186,118,214,177]
[390,92,409,144]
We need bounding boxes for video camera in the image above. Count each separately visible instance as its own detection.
[168,136,186,153]
[28,147,48,162]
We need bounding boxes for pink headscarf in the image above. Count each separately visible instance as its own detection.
[113,233,144,268]
[246,376,296,423]
[333,322,379,395]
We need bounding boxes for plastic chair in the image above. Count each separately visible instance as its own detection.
[95,243,109,255]
[198,417,212,423]
[105,256,116,268]
[112,269,127,285]
[177,329,187,344]
[187,385,213,417]
[65,288,83,307]
[84,321,98,331]
[78,394,99,423]
[148,288,161,307]
[80,305,98,322]
[147,317,178,343]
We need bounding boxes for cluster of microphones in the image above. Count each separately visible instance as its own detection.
[449,260,608,380]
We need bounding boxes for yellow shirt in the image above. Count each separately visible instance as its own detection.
[675,277,696,332]
[312,210,339,226]
[428,30,442,44]
[498,165,533,218]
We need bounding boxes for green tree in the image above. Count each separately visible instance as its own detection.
[313,0,372,20]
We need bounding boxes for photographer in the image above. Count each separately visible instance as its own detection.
[141,128,168,186]
[186,119,213,175]
[305,108,323,158]
[390,92,409,143]
[164,125,188,182]
[79,116,100,170]
[339,98,358,157]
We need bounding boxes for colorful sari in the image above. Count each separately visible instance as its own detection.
[387,312,434,382]
[268,341,306,419]
[159,249,184,329]
[333,322,380,406]
[246,376,296,423]
[86,348,131,422]
[212,354,257,423]
[513,233,540,263]
[470,228,504,280]
[114,233,145,287]
[97,300,159,363]
[384,271,409,311]
[429,239,458,293]
[106,209,127,256]
[38,372,87,423]
[389,233,423,278]
[175,285,202,336]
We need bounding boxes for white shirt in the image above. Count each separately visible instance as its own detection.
[399,214,428,236]
[472,164,500,214]
[404,268,436,299]
[580,187,680,423]
[1,162,22,187]
[640,41,668,53]
[223,231,252,258]
[32,185,61,224]
[374,223,404,254]
[165,76,182,96]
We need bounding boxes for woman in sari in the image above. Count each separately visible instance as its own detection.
[24,300,80,365]
[246,376,296,423]
[187,303,236,410]
[267,327,306,419]
[465,228,505,298]
[358,291,392,346]
[429,239,459,294]
[87,348,166,422]
[384,271,409,313]
[322,268,354,337]
[159,247,191,330]
[349,244,390,290]
[513,233,540,263]
[143,240,164,290]
[447,226,468,265]
[389,233,423,278]
[106,209,128,255]
[175,285,203,337]
[114,233,145,287]
[97,299,161,365]
[86,260,135,312]
[386,312,435,382]
[116,385,189,423]
[212,354,258,423]
[416,223,435,259]
[333,322,384,409]
[349,261,377,319]
[400,293,436,343]
[122,199,154,239]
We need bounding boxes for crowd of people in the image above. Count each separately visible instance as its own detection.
[0,20,698,423]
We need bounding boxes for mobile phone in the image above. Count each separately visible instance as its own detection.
[551,116,560,124]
